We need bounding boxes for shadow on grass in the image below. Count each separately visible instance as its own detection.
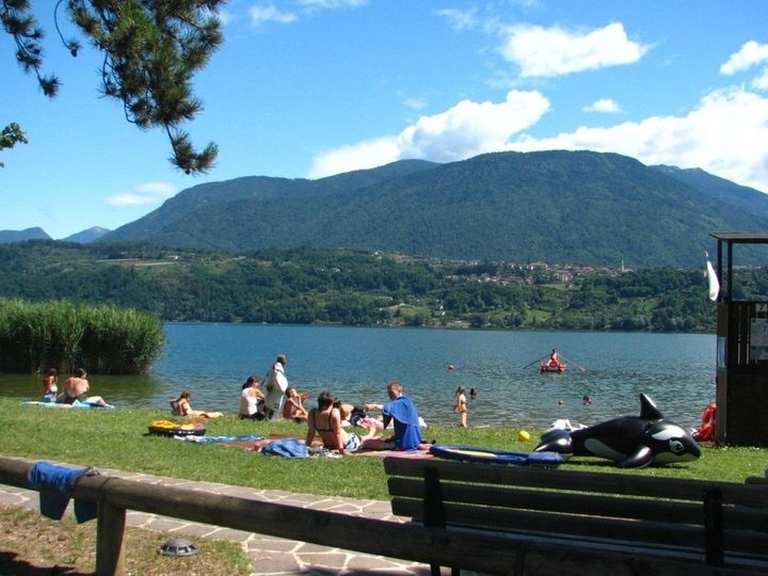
[563,458,696,470]
[0,551,92,575]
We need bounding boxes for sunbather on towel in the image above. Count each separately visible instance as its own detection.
[57,368,110,407]
[170,390,222,419]
[41,368,58,402]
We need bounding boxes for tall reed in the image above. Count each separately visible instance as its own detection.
[0,299,164,374]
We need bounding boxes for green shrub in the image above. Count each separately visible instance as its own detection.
[0,299,164,374]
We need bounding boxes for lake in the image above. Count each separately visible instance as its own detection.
[0,323,716,429]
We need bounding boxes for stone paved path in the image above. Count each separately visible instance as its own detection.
[0,456,431,576]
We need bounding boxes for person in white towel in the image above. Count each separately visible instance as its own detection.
[264,353,289,420]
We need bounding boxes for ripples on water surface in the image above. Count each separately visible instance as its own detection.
[0,323,716,428]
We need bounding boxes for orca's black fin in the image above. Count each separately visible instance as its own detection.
[534,429,573,454]
[639,393,663,421]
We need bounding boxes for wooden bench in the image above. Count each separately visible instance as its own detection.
[747,475,768,486]
[384,457,768,576]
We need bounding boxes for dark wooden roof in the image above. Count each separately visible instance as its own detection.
[710,232,768,244]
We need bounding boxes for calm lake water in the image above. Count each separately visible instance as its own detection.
[0,323,716,429]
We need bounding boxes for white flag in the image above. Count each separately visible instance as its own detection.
[706,256,720,302]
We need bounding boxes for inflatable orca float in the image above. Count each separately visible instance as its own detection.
[534,394,701,468]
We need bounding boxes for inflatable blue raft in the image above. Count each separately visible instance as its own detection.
[430,444,563,466]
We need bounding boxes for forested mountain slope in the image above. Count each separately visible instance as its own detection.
[104,151,768,267]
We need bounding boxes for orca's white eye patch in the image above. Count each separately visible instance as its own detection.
[669,440,685,454]
[652,425,686,441]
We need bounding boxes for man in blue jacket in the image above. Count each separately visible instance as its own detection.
[365,381,424,451]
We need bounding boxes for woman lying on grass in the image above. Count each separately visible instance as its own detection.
[170,390,223,419]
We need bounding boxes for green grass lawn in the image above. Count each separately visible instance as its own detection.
[0,399,765,500]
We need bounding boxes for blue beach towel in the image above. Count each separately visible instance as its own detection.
[21,400,114,409]
[27,461,99,523]
[261,438,309,458]
[175,434,263,444]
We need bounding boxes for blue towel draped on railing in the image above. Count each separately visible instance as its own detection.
[27,461,99,523]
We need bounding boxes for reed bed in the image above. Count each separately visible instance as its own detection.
[0,299,164,374]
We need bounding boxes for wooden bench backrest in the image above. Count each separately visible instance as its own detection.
[384,458,768,560]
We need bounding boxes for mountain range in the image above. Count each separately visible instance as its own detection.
[0,227,50,244]
[5,151,767,266]
[63,226,111,244]
[0,226,110,245]
[103,150,768,267]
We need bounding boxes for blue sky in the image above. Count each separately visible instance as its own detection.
[2,0,768,238]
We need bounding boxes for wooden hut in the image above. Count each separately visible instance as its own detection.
[712,232,768,446]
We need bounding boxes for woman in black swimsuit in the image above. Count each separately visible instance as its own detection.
[305,391,364,455]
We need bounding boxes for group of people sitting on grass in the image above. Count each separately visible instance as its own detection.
[41,367,111,407]
[169,353,427,453]
[304,380,428,454]
[166,352,428,453]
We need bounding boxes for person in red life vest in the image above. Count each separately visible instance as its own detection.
[693,402,716,442]
[547,349,561,369]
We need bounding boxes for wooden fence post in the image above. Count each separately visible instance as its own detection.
[704,489,723,566]
[423,467,458,576]
[96,499,127,576]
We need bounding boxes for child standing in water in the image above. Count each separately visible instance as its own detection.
[454,386,468,428]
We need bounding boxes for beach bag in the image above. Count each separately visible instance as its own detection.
[255,398,267,420]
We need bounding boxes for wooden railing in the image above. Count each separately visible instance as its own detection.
[0,455,763,576]
[0,456,527,575]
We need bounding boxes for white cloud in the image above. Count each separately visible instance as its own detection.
[309,90,550,178]
[507,87,768,192]
[398,90,550,161]
[754,67,768,91]
[511,0,542,7]
[310,85,768,192]
[403,97,428,110]
[249,4,297,25]
[135,182,177,196]
[106,181,178,207]
[247,0,363,26]
[583,98,622,113]
[298,0,367,9]
[720,40,768,75]
[435,8,480,31]
[309,137,401,179]
[501,22,650,78]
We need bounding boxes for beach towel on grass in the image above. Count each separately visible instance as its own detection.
[21,400,114,409]
[27,461,99,523]
[174,434,264,444]
[261,438,308,458]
